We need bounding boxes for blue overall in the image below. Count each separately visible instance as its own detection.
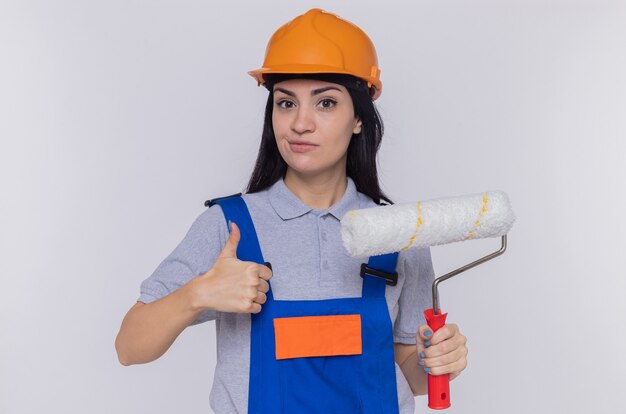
[212,195,400,413]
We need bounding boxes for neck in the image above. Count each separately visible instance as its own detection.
[283,169,348,210]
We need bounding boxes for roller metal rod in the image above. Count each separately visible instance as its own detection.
[432,235,508,315]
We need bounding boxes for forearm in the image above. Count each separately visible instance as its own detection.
[398,349,429,396]
[115,284,204,366]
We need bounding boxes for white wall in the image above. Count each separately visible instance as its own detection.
[1,1,624,413]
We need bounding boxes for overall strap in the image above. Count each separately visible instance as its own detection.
[209,195,265,266]
[362,252,399,299]
[210,195,270,414]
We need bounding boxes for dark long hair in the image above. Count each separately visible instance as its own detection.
[245,73,393,205]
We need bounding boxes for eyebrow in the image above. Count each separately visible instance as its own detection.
[273,86,343,97]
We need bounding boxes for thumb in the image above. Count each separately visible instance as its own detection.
[218,220,240,259]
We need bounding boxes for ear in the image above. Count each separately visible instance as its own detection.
[353,118,362,134]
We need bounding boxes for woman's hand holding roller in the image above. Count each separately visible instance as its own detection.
[186,221,273,314]
[415,323,468,381]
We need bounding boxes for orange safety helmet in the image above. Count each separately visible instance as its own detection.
[248,8,383,100]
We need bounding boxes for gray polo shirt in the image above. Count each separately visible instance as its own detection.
[138,176,435,414]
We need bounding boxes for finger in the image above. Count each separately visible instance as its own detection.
[217,221,240,259]
[421,331,467,359]
[254,291,267,305]
[415,326,430,361]
[246,262,271,281]
[421,343,468,370]
[430,323,459,346]
[418,324,434,344]
[258,278,270,293]
[258,263,273,280]
[250,302,262,314]
[424,356,468,377]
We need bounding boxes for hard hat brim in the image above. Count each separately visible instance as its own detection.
[248,64,382,100]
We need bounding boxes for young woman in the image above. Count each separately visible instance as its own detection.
[116,8,468,413]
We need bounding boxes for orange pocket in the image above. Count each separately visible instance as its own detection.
[273,314,362,360]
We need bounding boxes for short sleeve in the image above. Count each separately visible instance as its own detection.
[137,204,229,326]
[393,247,436,344]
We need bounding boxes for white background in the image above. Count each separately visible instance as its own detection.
[1,1,625,413]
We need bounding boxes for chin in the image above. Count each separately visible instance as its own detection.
[287,161,343,177]
[287,164,325,175]
[280,150,345,177]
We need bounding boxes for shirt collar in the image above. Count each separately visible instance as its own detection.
[268,176,360,221]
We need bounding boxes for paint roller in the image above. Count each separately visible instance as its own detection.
[340,190,516,410]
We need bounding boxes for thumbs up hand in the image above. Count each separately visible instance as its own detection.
[186,221,273,314]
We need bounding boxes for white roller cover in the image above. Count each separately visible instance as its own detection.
[341,191,516,258]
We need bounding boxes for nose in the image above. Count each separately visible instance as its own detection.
[290,106,315,134]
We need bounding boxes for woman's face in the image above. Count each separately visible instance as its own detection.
[272,78,362,177]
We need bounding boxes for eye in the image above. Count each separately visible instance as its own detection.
[276,99,295,109]
[318,98,337,109]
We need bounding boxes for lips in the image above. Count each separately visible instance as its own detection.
[288,140,318,153]
[289,140,318,146]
